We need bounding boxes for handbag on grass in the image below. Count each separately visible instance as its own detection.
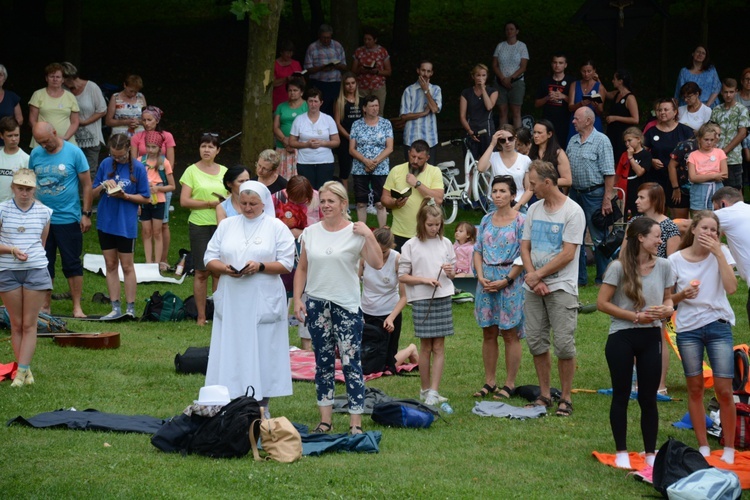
[249,415,302,463]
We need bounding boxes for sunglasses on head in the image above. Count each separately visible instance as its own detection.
[497,136,515,144]
[493,175,514,182]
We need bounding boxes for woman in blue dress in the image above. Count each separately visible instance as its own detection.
[472,175,525,399]
[674,46,721,108]
[568,59,606,138]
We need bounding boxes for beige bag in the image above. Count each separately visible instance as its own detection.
[249,416,302,463]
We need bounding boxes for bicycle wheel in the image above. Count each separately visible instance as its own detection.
[442,175,459,224]
[473,170,493,213]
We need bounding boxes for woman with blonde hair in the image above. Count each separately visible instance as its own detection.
[251,149,286,194]
[460,63,498,160]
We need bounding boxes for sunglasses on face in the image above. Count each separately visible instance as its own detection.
[497,137,516,144]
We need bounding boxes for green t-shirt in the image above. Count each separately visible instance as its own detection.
[274,101,309,148]
[180,163,228,226]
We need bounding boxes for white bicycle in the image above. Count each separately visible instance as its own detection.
[437,130,492,224]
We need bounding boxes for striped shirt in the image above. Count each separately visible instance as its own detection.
[566,129,615,190]
[0,199,52,270]
[304,40,346,83]
[400,81,443,147]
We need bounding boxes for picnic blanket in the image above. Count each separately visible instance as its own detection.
[290,349,417,383]
[83,253,187,285]
[8,409,166,434]
[592,450,750,489]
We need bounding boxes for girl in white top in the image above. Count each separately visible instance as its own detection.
[360,227,411,372]
[399,198,456,406]
[0,169,53,387]
[294,181,382,435]
[477,124,532,210]
[668,211,737,464]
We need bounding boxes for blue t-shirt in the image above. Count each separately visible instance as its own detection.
[29,141,89,225]
[93,158,150,238]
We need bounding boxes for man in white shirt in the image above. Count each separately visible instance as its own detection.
[0,117,29,201]
[712,186,750,323]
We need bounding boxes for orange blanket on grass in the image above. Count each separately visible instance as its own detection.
[0,361,17,381]
[592,450,750,489]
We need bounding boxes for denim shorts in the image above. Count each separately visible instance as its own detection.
[676,319,734,378]
[0,268,53,292]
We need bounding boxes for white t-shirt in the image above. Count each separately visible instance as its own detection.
[668,245,736,331]
[522,198,585,296]
[300,221,365,313]
[493,41,529,78]
[715,202,750,282]
[488,152,531,203]
[398,236,456,302]
[0,148,29,202]
[290,112,338,164]
[361,249,399,316]
[678,104,712,131]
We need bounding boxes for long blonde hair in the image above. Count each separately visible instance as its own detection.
[336,72,358,122]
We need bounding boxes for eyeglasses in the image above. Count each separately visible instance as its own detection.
[497,137,516,144]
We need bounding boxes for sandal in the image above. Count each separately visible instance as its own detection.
[473,383,498,398]
[556,399,573,417]
[312,422,332,433]
[349,425,363,435]
[524,395,553,409]
[492,385,515,400]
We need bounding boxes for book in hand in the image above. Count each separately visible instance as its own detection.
[391,186,412,199]
[106,184,122,195]
[325,60,341,67]
[293,69,307,76]
[363,61,376,69]
[583,91,603,104]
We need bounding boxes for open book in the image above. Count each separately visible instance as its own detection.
[391,186,412,199]
[583,91,603,104]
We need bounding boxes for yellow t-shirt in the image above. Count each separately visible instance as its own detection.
[383,162,444,238]
[29,89,80,147]
[180,163,228,226]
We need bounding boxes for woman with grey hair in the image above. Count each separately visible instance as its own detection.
[251,149,287,194]
[61,62,107,175]
[204,180,295,405]
[0,65,23,136]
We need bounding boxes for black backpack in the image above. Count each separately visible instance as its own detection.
[183,295,214,321]
[174,347,210,375]
[187,391,262,458]
[141,291,186,322]
[652,437,710,497]
[151,413,209,454]
[361,322,389,375]
[371,399,440,428]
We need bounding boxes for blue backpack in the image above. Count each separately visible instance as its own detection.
[371,400,440,429]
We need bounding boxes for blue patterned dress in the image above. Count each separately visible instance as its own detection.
[474,211,526,333]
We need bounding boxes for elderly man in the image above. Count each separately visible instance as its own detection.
[29,122,92,317]
[521,160,585,417]
[566,106,615,286]
[380,139,444,252]
[712,187,750,323]
[399,60,442,161]
[304,24,347,116]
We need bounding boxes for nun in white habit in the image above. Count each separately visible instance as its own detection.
[204,180,295,404]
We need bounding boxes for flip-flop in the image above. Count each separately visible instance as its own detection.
[492,385,515,400]
[473,383,498,398]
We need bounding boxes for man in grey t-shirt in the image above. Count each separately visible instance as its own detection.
[521,160,585,417]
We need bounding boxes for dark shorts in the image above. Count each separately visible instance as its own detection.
[189,223,217,271]
[353,174,387,204]
[297,163,335,191]
[140,202,166,221]
[45,222,83,280]
[666,186,690,209]
[0,268,53,292]
[98,230,136,254]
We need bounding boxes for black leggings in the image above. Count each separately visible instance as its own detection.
[363,312,402,370]
[605,326,661,453]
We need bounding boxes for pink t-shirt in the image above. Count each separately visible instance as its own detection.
[273,59,303,111]
[142,157,173,203]
[131,130,176,158]
[453,241,474,275]
[688,148,726,176]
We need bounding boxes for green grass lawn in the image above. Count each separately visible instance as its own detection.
[0,205,747,497]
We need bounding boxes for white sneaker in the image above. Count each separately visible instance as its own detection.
[420,389,448,404]
[424,390,442,406]
[419,389,429,401]
[103,309,122,319]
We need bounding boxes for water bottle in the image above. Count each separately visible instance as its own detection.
[440,402,454,414]
[150,183,158,205]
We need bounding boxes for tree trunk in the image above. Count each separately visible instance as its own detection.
[392,0,410,54]
[330,0,358,70]
[308,0,324,37]
[241,0,284,167]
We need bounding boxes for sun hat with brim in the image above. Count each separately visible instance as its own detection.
[12,168,36,188]
[672,411,713,430]
[194,385,231,406]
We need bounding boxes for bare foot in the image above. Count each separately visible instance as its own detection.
[196,317,207,326]
[73,309,87,318]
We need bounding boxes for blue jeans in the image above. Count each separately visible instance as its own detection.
[570,187,611,285]
[676,319,734,378]
[306,297,365,413]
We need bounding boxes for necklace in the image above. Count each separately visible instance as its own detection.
[242,217,263,248]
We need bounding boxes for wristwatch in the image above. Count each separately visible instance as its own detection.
[258,263,266,273]
[506,277,515,286]
[415,181,422,188]
[82,210,92,217]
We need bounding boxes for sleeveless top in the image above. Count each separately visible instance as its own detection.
[361,249,399,316]
[220,197,240,218]
[570,81,603,138]
[606,92,634,162]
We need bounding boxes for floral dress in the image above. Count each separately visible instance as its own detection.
[474,211,525,333]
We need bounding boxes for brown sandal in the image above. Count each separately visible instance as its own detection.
[524,395,553,409]
[492,386,515,400]
[312,422,332,433]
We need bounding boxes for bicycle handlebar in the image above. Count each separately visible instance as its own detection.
[440,129,487,147]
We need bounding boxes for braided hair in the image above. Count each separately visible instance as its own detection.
[108,133,137,182]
